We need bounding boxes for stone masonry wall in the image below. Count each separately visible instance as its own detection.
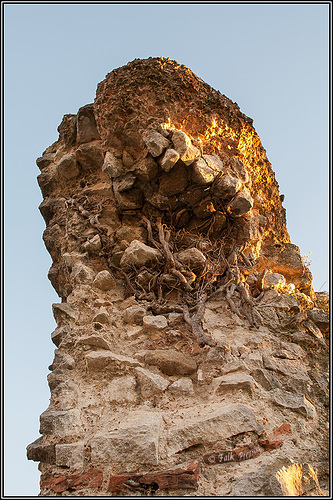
[27,58,329,496]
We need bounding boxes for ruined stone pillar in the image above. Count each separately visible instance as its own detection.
[27,57,328,496]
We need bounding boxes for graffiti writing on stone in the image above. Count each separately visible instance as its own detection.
[203,443,261,465]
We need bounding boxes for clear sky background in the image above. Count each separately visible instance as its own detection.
[4,3,329,496]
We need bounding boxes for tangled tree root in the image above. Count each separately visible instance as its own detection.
[105,218,262,346]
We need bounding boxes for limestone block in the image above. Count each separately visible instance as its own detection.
[251,368,282,391]
[167,403,264,456]
[120,240,162,269]
[102,151,124,178]
[142,315,168,331]
[52,380,78,410]
[307,308,329,334]
[113,174,136,192]
[262,272,286,290]
[211,174,242,199]
[271,389,317,418]
[58,113,77,147]
[168,377,194,396]
[104,375,137,403]
[51,325,72,347]
[37,167,59,197]
[146,192,170,210]
[27,437,56,464]
[39,197,66,225]
[212,372,257,393]
[171,130,200,166]
[135,367,170,398]
[159,162,188,196]
[47,370,72,391]
[72,263,94,285]
[93,307,110,324]
[114,187,144,210]
[192,157,217,185]
[93,270,116,291]
[228,188,253,216]
[75,142,104,171]
[40,409,83,438]
[85,350,143,373]
[159,148,180,172]
[83,234,102,253]
[262,355,311,384]
[144,349,197,376]
[56,153,79,179]
[36,152,55,170]
[228,157,250,183]
[77,103,100,144]
[76,334,112,350]
[122,149,135,168]
[123,305,146,325]
[91,412,163,465]
[52,303,79,325]
[55,441,85,468]
[49,349,75,371]
[143,129,170,157]
[176,247,206,270]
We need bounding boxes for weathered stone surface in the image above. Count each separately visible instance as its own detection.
[123,305,146,324]
[307,308,329,334]
[114,187,144,210]
[92,307,110,324]
[40,409,82,438]
[230,455,293,496]
[49,349,75,371]
[120,240,162,268]
[228,157,250,183]
[135,367,170,398]
[91,412,163,465]
[262,272,286,290]
[228,188,253,216]
[86,350,143,372]
[211,174,241,199]
[168,377,194,395]
[193,199,216,218]
[159,148,180,172]
[47,370,72,391]
[102,151,124,178]
[76,334,112,350]
[142,314,168,331]
[27,437,56,464]
[93,270,116,291]
[56,153,79,179]
[271,389,317,418]
[212,372,257,393]
[72,262,94,285]
[37,167,59,197]
[82,234,102,253]
[113,173,136,192]
[167,403,264,455]
[159,162,188,196]
[176,247,206,270]
[55,442,85,468]
[144,349,197,376]
[104,375,137,403]
[143,129,170,157]
[171,130,200,165]
[75,141,104,171]
[52,303,79,324]
[77,103,100,144]
[36,152,55,170]
[192,157,218,185]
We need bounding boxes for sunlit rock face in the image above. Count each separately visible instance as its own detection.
[29,58,328,497]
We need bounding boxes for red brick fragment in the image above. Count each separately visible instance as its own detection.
[259,423,292,451]
[40,470,103,493]
[108,461,200,492]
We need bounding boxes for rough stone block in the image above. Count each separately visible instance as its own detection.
[52,303,79,325]
[40,409,82,438]
[142,315,168,331]
[272,389,317,418]
[211,174,241,199]
[171,130,200,166]
[159,148,180,172]
[167,403,264,455]
[228,188,253,216]
[120,240,162,269]
[77,103,100,144]
[104,375,137,403]
[56,153,79,179]
[143,129,170,157]
[91,412,163,465]
[75,142,104,171]
[86,350,143,373]
[135,367,170,398]
[176,247,206,270]
[159,162,188,196]
[102,151,124,178]
[145,349,197,376]
[49,349,75,371]
[168,377,194,395]
[262,272,286,290]
[123,305,146,325]
[212,372,257,393]
[55,441,85,468]
[93,270,116,291]
[27,437,56,464]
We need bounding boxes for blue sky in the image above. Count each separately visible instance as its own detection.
[4,3,329,496]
